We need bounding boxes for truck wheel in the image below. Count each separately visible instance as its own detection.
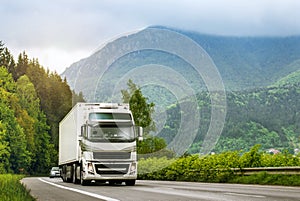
[80,167,90,186]
[125,180,136,186]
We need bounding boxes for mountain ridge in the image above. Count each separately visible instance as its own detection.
[62,26,300,103]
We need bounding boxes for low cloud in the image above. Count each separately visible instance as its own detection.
[1,0,300,73]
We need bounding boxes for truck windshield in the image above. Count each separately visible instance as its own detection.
[87,123,135,142]
[89,113,132,121]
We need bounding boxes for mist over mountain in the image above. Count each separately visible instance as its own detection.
[62,26,300,102]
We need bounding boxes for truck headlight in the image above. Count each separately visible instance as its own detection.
[87,163,94,174]
[130,163,137,174]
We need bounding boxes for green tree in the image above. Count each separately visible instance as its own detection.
[15,51,29,80]
[16,75,55,173]
[26,59,73,151]
[0,44,81,173]
[0,120,10,173]
[0,67,31,173]
[72,90,85,106]
[0,42,16,77]
[121,79,155,132]
[121,80,172,157]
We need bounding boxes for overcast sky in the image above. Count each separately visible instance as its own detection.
[1,0,300,73]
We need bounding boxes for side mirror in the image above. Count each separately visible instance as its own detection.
[137,126,143,141]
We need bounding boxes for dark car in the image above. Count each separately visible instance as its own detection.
[49,167,60,178]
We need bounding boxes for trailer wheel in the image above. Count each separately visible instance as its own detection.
[72,164,79,184]
[66,165,73,183]
[61,165,67,182]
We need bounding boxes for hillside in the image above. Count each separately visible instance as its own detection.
[62,26,300,102]
[160,84,300,154]
[271,60,300,87]
[61,26,300,153]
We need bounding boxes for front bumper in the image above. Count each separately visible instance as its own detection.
[81,161,137,181]
[82,172,137,181]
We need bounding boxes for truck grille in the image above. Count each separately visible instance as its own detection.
[95,164,129,175]
[93,152,131,160]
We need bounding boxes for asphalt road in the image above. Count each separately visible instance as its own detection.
[21,177,300,201]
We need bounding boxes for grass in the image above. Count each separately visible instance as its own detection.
[0,174,35,201]
[228,172,300,186]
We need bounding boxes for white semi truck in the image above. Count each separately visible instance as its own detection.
[59,103,142,186]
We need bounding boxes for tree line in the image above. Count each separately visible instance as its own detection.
[160,83,300,154]
[0,41,84,174]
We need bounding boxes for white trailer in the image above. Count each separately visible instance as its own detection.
[59,103,142,186]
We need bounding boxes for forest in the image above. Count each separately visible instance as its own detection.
[160,82,300,154]
[0,41,84,174]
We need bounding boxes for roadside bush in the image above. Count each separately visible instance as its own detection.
[138,144,300,185]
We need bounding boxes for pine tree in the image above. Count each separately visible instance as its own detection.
[0,42,16,78]
[15,51,29,80]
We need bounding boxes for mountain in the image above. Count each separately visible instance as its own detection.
[62,26,300,103]
[61,26,300,153]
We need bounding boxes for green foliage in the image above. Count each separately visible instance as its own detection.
[0,174,35,201]
[121,79,156,131]
[138,157,176,178]
[240,144,263,168]
[122,80,173,157]
[16,75,55,173]
[161,83,300,154]
[72,90,85,106]
[0,67,31,173]
[229,172,300,186]
[138,145,300,184]
[0,42,16,77]
[0,43,76,174]
[0,122,10,174]
[272,60,300,87]
[25,60,72,150]
[137,136,175,158]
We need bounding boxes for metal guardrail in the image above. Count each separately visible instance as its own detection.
[190,166,300,175]
[231,166,300,175]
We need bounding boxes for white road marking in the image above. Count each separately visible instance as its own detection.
[224,192,266,198]
[38,178,120,201]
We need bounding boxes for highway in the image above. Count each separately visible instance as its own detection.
[21,177,300,201]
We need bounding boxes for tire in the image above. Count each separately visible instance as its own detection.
[66,165,72,183]
[72,164,79,184]
[125,180,136,186]
[80,166,90,186]
[61,165,67,182]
